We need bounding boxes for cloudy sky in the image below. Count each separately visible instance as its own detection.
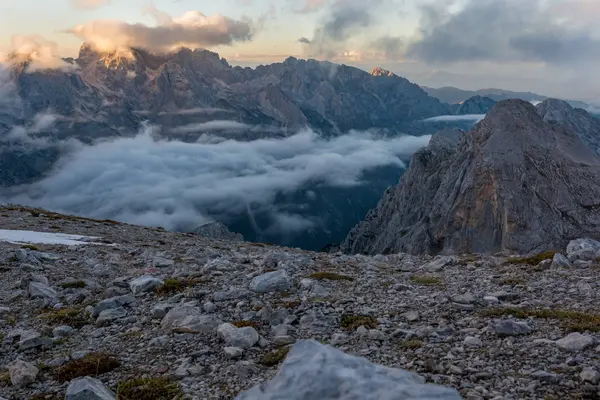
[0,0,599,100]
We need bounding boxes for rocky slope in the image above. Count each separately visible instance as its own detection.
[1,206,600,399]
[451,96,497,115]
[342,99,600,256]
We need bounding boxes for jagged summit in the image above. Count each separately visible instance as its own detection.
[370,66,395,77]
[342,98,600,255]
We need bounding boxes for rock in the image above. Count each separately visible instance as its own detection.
[452,293,476,304]
[53,325,75,338]
[273,335,296,346]
[556,333,595,351]
[235,340,462,399]
[151,303,175,319]
[92,294,134,317]
[28,281,57,301]
[424,256,456,272]
[96,307,127,326]
[402,311,420,322]
[152,256,174,268]
[19,330,51,350]
[9,359,38,387]
[65,376,116,400]
[566,238,600,256]
[531,370,559,384]
[580,367,600,384]
[213,288,250,302]
[194,222,244,241]
[342,100,600,255]
[203,301,217,313]
[492,320,534,336]
[249,270,291,293]
[217,323,259,349]
[551,253,572,269]
[161,306,222,333]
[129,276,164,295]
[464,336,483,347]
[224,346,244,359]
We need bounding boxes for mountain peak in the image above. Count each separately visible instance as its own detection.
[370,67,394,77]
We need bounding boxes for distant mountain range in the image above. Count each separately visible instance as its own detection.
[423,86,594,111]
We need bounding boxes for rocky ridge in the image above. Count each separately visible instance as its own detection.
[343,99,600,256]
[0,206,600,399]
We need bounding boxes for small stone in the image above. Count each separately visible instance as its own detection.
[152,256,174,268]
[330,333,349,345]
[149,336,169,348]
[402,311,420,322]
[531,370,559,383]
[551,253,571,269]
[249,270,291,293]
[151,303,175,319]
[483,296,499,303]
[9,359,39,387]
[368,329,385,341]
[96,307,127,326]
[556,333,595,351]
[53,325,75,338]
[356,326,369,336]
[161,306,222,333]
[424,256,456,272]
[129,276,164,295]
[224,346,244,359]
[217,323,259,349]
[203,302,217,313]
[19,330,51,350]
[580,367,600,384]
[493,320,534,336]
[274,335,296,346]
[464,336,483,347]
[28,281,58,301]
[65,376,116,400]
[92,295,134,317]
[452,293,476,304]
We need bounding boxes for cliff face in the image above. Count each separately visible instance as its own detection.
[342,99,600,255]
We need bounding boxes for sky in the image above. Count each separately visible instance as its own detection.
[0,0,599,101]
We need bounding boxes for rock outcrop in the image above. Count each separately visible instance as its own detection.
[193,222,244,241]
[342,99,600,255]
[451,95,496,115]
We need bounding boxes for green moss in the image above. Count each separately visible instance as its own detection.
[260,347,290,366]
[481,307,600,332]
[22,244,40,251]
[409,275,443,286]
[0,371,10,387]
[340,314,378,331]
[54,353,119,382]
[281,300,301,308]
[460,255,479,264]
[39,307,89,329]
[116,377,183,400]
[506,250,556,266]
[308,272,354,281]
[60,280,87,289]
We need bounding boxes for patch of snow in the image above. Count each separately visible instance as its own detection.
[0,229,103,246]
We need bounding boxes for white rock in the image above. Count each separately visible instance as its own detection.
[129,276,164,295]
[53,325,75,338]
[424,256,457,272]
[464,336,483,347]
[556,332,595,351]
[249,270,291,293]
[161,306,222,333]
[551,253,571,269]
[96,307,127,326]
[28,281,57,300]
[224,346,244,359]
[65,377,116,400]
[218,323,259,349]
[9,359,38,387]
[580,367,600,384]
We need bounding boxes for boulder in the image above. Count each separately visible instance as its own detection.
[235,340,461,399]
[65,377,116,400]
[218,323,259,349]
[129,276,164,295]
[249,270,292,293]
[161,306,222,333]
[9,360,38,387]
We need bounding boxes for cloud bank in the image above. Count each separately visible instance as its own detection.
[1,124,430,232]
[2,35,76,72]
[71,0,110,10]
[67,6,254,53]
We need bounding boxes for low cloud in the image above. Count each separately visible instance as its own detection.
[67,6,254,53]
[422,114,485,123]
[1,124,430,232]
[170,120,251,134]
[2,35,76,72]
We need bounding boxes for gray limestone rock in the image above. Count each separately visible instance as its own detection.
[551,253,572,269]
[9,359,38,387]
[129,276,164,295]
[161,306,222,333]
[342,100,600,255]
[65,377,116,400]
[217,323,259,349]
[92,294,134,317]
[556,333,595,351]
[194,222,244,241]
[493,320,534,336]
[235,340,461,399]
[249,270,292,293]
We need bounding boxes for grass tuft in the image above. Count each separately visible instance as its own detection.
[60,280,87,289]
[308,272,354,281]
[481,307,600,332]
[506,250,556,266]
[156,278,205,296]
[409,275,443,286]
[398,339,424,350]
[498,277,525,286]
[54,352,119,382]
[232,320,260,329]
[340,314,378,331]
[260,347,290,367]
[116,377,183,400]
[22,244,40,251]
[39,307,89,329]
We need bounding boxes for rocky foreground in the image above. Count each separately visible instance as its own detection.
[1,206,600,399]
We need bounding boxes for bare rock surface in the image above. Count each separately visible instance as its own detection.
[343,99,600,255]
[0,205,599,399]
